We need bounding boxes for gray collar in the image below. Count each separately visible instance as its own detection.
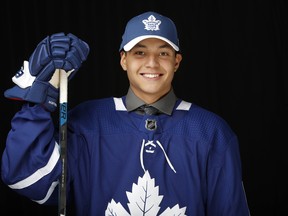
[125,88,177,115]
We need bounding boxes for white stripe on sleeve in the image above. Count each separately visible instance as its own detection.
[9,142,60,189]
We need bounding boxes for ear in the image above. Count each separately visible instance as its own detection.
[174,53,182,72]
[120,51,127,71]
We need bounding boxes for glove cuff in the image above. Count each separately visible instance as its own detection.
[42,84,59,112]
[4,81,59,112]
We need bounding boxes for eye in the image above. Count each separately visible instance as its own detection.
[134,51,145,56]
[159,52,169,56]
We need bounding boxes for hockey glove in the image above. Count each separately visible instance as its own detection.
[4,32,89,112]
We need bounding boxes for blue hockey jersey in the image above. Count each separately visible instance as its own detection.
[1,97,250,215]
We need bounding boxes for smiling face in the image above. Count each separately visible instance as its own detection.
[120,38,182,104]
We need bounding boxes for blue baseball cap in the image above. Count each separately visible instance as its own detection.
[119,11,180,52]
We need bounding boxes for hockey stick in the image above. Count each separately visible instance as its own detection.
[58,69,68,216]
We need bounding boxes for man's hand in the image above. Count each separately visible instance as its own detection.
[4,32,89,111]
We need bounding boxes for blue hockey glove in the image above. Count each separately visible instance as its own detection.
[4,32,89,112]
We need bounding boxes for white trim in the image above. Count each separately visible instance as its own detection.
[33,181,59,204]
[9,143,60,189]
[113,97,127,111]
[176,100,192,111]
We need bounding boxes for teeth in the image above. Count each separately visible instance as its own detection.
[143,74,159,78]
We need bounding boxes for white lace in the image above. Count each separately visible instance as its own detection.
[140,139,177,174]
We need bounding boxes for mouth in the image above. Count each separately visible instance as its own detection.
[141,73,162,78]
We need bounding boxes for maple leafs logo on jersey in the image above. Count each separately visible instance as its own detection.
[105,171,187,216]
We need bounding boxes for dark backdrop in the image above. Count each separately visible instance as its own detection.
[1,0,287,215]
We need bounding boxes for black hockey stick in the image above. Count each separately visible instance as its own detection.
[58,69,68,216]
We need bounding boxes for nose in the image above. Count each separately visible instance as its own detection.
[145,54,159,68]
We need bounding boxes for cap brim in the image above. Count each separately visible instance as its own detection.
[123,35,179,52]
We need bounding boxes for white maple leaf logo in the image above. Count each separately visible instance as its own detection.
[105,171,187,216]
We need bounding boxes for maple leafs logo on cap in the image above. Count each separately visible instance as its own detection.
[142,15,161,31]
[119,11,180,52]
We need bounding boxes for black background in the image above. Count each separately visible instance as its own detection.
[1,0,287,215]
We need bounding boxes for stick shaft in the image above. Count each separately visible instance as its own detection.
[59,69,68,216]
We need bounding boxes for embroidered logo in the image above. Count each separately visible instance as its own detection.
[142,15,161,31]
[105,171,187,215]
[144,140,156,153]
[145,119,157,131]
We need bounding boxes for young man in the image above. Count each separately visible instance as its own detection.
[2,11,250,215]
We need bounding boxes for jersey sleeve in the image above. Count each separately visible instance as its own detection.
[206,133,250,216]
[1,103,61,204]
